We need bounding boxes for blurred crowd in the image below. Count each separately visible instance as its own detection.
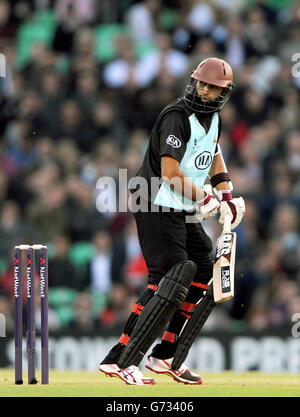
[1,0,300,334]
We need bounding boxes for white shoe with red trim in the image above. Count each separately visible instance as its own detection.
[145,356,202,385]
[99,363,156,385]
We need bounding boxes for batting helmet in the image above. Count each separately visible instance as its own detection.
[183,57,234,113]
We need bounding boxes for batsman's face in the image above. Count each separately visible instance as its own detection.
[196,81,223,103]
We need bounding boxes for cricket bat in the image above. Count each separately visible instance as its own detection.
[213,214,236,303]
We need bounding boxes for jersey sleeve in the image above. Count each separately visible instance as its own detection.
[214,114,222,155]
[159,110,190,163]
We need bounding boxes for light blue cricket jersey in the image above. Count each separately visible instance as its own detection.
[154,112,219,211]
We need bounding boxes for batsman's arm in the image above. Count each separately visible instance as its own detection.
[208,152,233,196]
[209,151,246,229]
[161,156,220,220]
[161,156,205,201]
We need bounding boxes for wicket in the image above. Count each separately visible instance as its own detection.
[14,244,49,385]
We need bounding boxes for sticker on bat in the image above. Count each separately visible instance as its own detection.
[221,266,231,293]
[216,233,233,258]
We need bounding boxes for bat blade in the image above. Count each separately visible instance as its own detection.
[213,223,237,303]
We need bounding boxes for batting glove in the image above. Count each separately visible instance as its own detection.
[217,190,245,230]
[195,185,220,222]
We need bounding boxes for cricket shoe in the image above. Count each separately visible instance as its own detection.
[99,363,156,385]
[145,356,202,385]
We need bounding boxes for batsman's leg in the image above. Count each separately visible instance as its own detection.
[169,223,216,371]
[171,283,215,370]
[101,284,158,365]
[150,223,214,361]
[117,260,197,369]
[146,223,215,383]
[99,283,160,385]
[149,279,211,360]
[100,209,191,383]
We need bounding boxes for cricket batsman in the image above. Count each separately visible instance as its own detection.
[99,58,245,385]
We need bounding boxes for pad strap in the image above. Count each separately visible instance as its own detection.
[132,303,144,315]
[119,333,130,346]
[148,284,158,291]
[191,281,208,290]
[162,331,177,343]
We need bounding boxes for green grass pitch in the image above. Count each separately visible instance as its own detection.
[0,369,299,397]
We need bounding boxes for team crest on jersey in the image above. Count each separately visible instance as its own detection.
[195,151,212,170]
[193,138,199,149]
[166,135,181,148]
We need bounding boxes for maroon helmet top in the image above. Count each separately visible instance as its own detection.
[191,58,233,88]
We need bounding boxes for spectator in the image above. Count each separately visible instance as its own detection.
[126,0,161,42]
[0,0,17,41]
[103,35,154,89]
[54,99,96,152]
[39,71,66,133]
[55,0,96,27]
[140,32,188,81]
[90,230,113,294]
[243,6,275,59]
[0,201,41,259]
[66,178,107,241]
[222,17,246,70]
[91,99,126,149]
[186,0,216,36]
[70,292,95,331]
[55,139,80,176]
[0,294,14,332]
[26,183,69,241]
[48,235,76,288]
[270,204,299,252]
[53,0,96,53]
[99,283,134,329]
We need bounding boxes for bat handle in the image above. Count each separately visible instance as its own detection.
[223,214,232,233]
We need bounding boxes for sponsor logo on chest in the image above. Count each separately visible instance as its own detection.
[194,151,212,170]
